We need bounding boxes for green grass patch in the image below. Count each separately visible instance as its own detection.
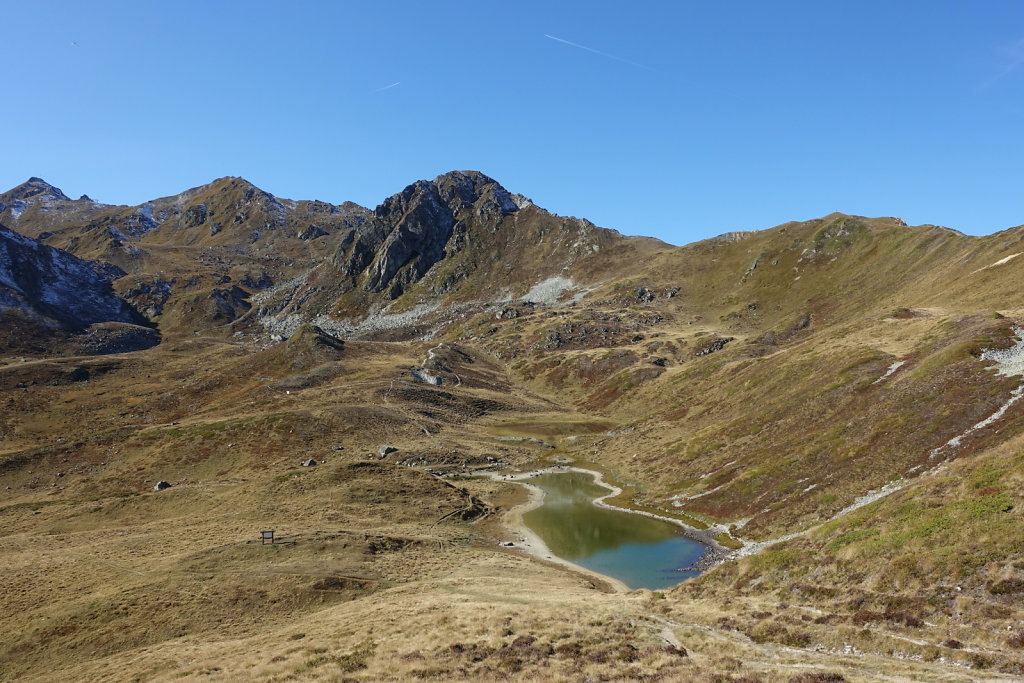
[489,419,617,438]
[714,533,744,550]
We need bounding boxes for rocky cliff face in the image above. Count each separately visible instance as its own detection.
[0,172,662,343]
[1,176,71,204]
[335,171,520,298]
[0,224,139,329]
[0,176,376,337]
[249,170,659,339]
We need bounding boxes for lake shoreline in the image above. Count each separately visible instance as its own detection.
[487,469,632,592]
[485,466,735,591]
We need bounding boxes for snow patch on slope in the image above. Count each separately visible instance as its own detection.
[0,225,134,326]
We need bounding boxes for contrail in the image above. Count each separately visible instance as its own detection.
[372,81,401,93]
[543,34,654,71]
[980,36,1024,91]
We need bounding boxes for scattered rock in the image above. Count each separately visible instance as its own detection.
[180,203,207,227]
[695,336,735,357]
[297,224,328,241]
[300,459,317,467]
[153,481,172,491]
[635,287,656,302]
[379,445,398,457]
[71,323,161,355]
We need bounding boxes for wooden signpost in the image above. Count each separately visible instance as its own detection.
[260,530,275,545]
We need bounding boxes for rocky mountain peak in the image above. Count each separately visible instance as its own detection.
[370,171,519,220]
[7,177,71,202]
[180,176,271,204]
[205,175,258,192]
[334,171,524,298]
[432,170,519,216]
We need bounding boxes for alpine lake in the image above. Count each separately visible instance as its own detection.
[521,471,708,590]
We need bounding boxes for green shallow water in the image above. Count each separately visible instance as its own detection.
[522,471,707,590]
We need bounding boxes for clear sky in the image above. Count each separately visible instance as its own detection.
[3,1,1024,245]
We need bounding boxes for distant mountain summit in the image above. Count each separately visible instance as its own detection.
[0,171,655,343]
[5,177,71,203]
[336,171,525,297]
[0,177,80,227]
[254,170,660,339]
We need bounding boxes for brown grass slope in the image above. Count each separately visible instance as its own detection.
[4,185,1024,680]
[456,214,1024,532]
[5,320,1015,681]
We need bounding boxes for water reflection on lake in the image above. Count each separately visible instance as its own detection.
[522,471,707,590]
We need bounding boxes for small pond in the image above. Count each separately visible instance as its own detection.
[522,471,707,590]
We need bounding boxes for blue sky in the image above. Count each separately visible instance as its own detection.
[3,1,1024,245]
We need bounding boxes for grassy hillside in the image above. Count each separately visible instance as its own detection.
[3,202,1024,680]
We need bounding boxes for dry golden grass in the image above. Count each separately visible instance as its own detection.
[5,213,1024,681]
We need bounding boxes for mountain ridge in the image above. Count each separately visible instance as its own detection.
[3,170,1024,680]
[4,171,1024,349]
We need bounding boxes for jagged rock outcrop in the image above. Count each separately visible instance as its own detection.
[250,170,662,340]
[335,171,519,298]
[0,176,379,337]
[2,177,71,204]
[0,224,138,329]
[0,178,106,236]
[0,172,662,343]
